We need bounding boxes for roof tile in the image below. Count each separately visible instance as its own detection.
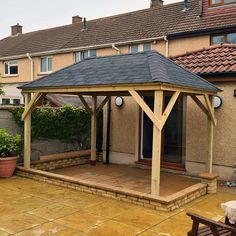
[171,44,236,75]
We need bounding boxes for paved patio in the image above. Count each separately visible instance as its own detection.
[0,176,235,235]
[51,163,199,196]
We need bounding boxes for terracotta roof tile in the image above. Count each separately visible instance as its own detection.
[0,0,236,58]
[171,44,236,74]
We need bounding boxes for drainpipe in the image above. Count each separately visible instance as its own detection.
[112,43,121,54]
[164,36,169,57]
[105,98,111,164]
[26,53,33,81]
[199,0,203,17]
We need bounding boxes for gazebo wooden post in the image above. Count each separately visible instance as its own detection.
[23,93,32,169]
[91,95,97,165]
[151,90,163,196]
[206,95,214,173]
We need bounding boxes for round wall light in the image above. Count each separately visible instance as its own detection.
[115,96,124,108]
[214,96,222,109]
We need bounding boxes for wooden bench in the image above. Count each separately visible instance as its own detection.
[187,211,236,236]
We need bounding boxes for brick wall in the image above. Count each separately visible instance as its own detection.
[31,155,90,171]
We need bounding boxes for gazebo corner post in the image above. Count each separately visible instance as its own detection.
[206,95,215,174]
[22,92,32,169]
[90,95,97,166]
[151,90,163,196]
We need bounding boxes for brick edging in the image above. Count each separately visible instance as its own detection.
[16,166,207,211]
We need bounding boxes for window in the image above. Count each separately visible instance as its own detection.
[211,32,236,45]
[13,99,20,106]
[210,0,236,6]
[4,61,18,75]
[2,98,10,105]
[130,43,151,53]
[40,57,53,73]
[74,49,96,63]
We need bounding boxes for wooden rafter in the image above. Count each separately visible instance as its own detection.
[129,90,161,130]
[78,95,92,115]
[97,96,110,112]
[22,93,42,121]
[160,91,180,129]
[190,95,209,116]
[204,94,217,126]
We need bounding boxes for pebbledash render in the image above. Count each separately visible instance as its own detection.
[0,0,235,180]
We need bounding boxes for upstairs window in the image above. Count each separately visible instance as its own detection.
[210,0,236,6]
[2,98,10,105]
[211,32,236,45]
[4,60,18,75]
[130,43,151,53]
[40,56,53,73]
[74,49,96,63]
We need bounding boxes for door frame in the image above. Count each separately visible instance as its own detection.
[137,94,186,170]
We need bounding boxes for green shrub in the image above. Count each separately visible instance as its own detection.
[10,106,91,144]
[0,129,22,157]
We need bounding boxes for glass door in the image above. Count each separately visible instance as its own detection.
[140,94,184,169]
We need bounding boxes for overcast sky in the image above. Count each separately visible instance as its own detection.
[0,0,181,39]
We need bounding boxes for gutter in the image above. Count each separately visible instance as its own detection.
[0,36,167,61]
[167,25,236,40]
[26,53,33,81]
[112,44,121,54]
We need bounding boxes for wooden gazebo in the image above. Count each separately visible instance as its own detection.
[19,51,219,196]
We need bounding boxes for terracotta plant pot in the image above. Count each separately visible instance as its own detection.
[0,156,18,178]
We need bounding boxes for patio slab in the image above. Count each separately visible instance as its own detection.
[50,163,199,196]
[0,176,235,235]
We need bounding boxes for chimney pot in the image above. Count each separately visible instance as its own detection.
[11,23,22,36]
[72,15,83,24]
[150,0,164,8]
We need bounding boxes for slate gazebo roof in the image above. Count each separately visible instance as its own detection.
[19,51,219,93]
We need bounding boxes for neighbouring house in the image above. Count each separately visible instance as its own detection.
[0,0,236,179]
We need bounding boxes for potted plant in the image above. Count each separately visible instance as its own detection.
[0,129,22,178]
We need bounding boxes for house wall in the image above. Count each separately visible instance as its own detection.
[186,81,236,179]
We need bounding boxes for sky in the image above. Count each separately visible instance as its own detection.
[0,0,181,39]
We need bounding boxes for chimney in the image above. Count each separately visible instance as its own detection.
[72,15,82,24]
[150,0,164,8]
[11,23,22,36]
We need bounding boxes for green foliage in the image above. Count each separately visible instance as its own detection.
[0,84,4,96]
[10,106,91,143]
[0,129,22,157]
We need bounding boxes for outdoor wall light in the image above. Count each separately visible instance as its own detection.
[234,89,236,97]
[115,96,124,108]
[214,95,222,109]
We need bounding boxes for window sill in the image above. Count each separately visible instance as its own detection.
[1,75,19,78]
[38,72,53,76]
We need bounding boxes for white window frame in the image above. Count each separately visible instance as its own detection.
[4,60,18,76]
[74,49,96,63]
[40,56,53,74]
[130,43,152,53]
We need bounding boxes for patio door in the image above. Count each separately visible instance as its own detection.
[140,94,184,169]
